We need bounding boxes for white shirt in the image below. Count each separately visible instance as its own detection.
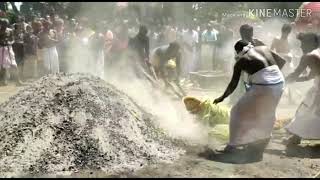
[182,29,198,47]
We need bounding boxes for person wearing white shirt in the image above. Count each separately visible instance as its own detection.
[201,24,219,70]
[181,24,199,77]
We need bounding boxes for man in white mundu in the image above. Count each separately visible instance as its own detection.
[181,24,198,77]
[283,32,320,146]
[211,40,286,163]
[38,20,59,74]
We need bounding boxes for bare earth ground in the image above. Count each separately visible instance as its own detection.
[0,78,320,178]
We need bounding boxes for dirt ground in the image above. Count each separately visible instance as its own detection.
[0,78,319,178]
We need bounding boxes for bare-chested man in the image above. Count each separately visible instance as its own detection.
[238,24,265,47]
[149,41,186,97]
[271,24,294,74]
[229,24,266,105]
[0,18,24,86]
[283,33,320,146]
[205,40,286,164]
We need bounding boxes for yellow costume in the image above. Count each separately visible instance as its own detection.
[183,96,230,141]
[183,96,230,127]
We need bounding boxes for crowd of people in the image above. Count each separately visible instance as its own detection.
[1,11,320,165]
[0,12,237,87]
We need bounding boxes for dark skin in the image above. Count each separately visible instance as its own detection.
[150,44,185,97]
[214,46,285,104]
[38,25,59,49]
[285,40,320,109]
[0,20,24,85]
[0,22,14,47]
[155,45,181,80]
[240,28,265,47]
[286,40,320,83]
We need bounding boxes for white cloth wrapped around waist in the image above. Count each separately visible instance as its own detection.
[285,76,320,139]
[42,46,59,74]
[229,68,285,146]
[0,46,17,68]
[248,65,285,86]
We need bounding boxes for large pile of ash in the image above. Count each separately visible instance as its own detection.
[0,73,184,177]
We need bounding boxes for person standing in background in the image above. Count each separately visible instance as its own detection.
[54,18,67,73]
[271,24,296,105]
[12,23,25,80]
[181,23,198,77]
[38,20,59,74]
[271,24,294,75]
[23,25,39,79]
[0,18,24,86]
[201,23,218,70]
[128,25,150,78]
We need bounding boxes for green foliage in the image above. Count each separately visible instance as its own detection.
[5,10,17,24]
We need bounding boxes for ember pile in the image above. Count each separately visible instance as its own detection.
[0,73,184,177]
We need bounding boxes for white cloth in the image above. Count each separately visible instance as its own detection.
[248,65,285,85]
[285,77,320,139]
[229,65,285,146]
[94,50,105,79]
[201,29,219,42]
[0,46,17,69]
[43,46,59,74]
[182,30,198,75]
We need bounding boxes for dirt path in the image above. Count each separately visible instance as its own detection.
[128,129,320,178]
[1,79,319,178]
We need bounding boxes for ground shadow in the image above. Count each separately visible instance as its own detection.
[265,145,320,159]
[197,148,261,164]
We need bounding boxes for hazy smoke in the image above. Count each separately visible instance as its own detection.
[61,3,314,145]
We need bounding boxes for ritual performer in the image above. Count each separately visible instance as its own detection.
[283,33,320,146]
[230,24,278,105]
[211,40,285,163]
[128,25,151,78]
[149,41,186,97]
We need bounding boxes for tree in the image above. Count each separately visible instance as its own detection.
[0,2,7,12]
[8,2,19,14]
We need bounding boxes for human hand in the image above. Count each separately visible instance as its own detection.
[213,96,224,104]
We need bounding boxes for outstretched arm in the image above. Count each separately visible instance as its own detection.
[214,60,243,104]
[270,39,276,51]
[296,68,316,82]
[271,50,286,69]
[145,37,150,60]
[286,55,308,83]
[176,52,181,78]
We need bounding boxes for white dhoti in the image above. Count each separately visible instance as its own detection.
[94,50,105,79]
[285,77,320,139]
[182,47,197,76]
[0,46,17,69]
[43,46,59,74]
[229,65,285,146]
